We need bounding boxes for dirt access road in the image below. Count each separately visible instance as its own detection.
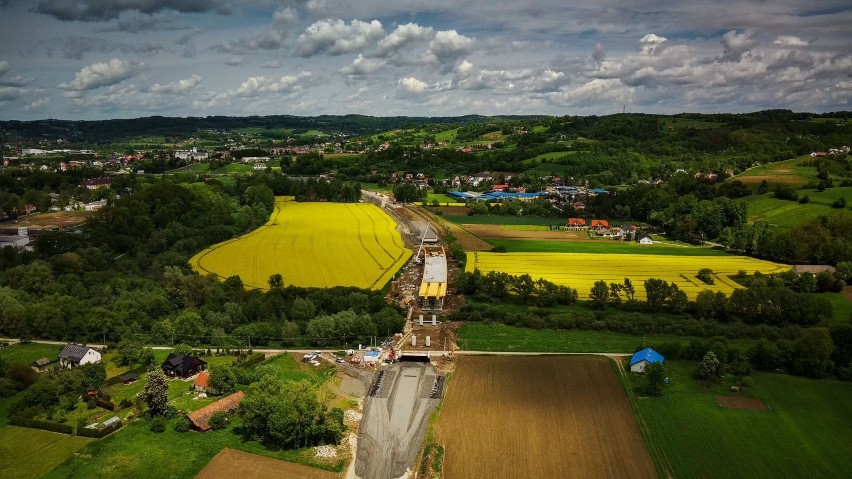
[436,355,657,479]
[354,362,441,479]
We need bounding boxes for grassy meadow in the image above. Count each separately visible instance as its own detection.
[741,187,852,227]
[624,360,852,478]
[457,323,756,353]
[0,426,92,479]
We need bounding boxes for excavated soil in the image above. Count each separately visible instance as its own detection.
[436,356,657,479]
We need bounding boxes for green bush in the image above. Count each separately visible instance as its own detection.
[696,268,715,285]
[209,411,229,430]
[150,417,166,433]
[174,416,190,432]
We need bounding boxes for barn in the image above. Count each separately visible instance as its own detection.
[629,348,664,373]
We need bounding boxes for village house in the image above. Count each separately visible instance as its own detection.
[161,353,207,379]
[567,218,586,228]
[58,344,102,369]
[630,348,665,373]
[81,177,113,190]
[637,233,654,245]
[590,219,609,230]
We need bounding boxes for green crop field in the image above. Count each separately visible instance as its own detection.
[435,128,459,142]
[485,239,730,256]
[742,187,852,227]
[467,251,788,299]
[625,360,852,478]
[0,426,92,479]
[190,198,411,290]
[457,323,756,353]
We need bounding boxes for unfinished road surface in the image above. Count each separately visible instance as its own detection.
[355,363,441,479]
[436,355,657,479]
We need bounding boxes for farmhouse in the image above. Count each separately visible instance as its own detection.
[31,357,51,373]
[567,218,586,228]
[630,348,664,373]
[161,353,207,379]
[58,344,102,369]
[188,391,244,431]
[637,234,653,245]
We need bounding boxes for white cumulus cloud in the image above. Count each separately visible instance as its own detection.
[236,72,312,96]
[296,19,384,57]
[58,58,137,91]
[148,74,202,94]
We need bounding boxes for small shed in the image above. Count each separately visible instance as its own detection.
[31,357,51,373]
[193,371,210,393]
[120,372,138,384]
[630,348,664,373]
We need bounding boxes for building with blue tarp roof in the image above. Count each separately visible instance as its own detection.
[629,347,664,373]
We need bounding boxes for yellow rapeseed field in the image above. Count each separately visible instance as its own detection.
[190,199,411,290]
[466,252,789,299]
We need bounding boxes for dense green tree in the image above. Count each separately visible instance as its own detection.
[140,369,170,417]
[792,328,834,378]
[643,363,665,397]
[589,280,610,310]
[208,365,237,395]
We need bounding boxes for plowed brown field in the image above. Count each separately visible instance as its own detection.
[194,448,337,479]
[436,356,657,479]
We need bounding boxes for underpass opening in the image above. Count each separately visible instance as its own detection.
[398,353,431,363]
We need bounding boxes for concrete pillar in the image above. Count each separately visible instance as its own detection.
[418,315,423,326]
[425,336,431,347]
[411,335,416,346]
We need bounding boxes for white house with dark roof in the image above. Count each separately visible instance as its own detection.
[58,344,102,368]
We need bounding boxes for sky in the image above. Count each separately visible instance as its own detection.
[0,0,850,120]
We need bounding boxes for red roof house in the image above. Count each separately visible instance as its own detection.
[591,219,610,229]
[567,218,586,227]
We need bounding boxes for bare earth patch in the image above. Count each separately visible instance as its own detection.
[194,448,337,479]
[463,223,586,241]
[4,211,90,230]
[715,395,768,410]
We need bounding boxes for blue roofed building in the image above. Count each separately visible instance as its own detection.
[629,347,664,373]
